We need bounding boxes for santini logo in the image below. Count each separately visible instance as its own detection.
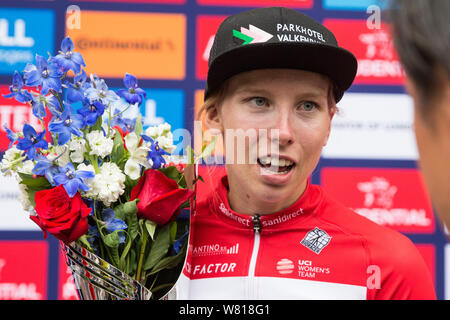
[233,24,273,45]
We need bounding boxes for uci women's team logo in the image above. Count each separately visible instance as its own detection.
[300,227,332,254]
[233,24,273,45]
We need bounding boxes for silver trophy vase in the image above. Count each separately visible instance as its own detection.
[61,241,153,300]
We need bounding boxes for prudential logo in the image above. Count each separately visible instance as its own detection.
[0,8,54,74]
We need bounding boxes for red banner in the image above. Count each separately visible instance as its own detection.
[321,167,435,233]
[323,19,405,85]
[0,241,48,300]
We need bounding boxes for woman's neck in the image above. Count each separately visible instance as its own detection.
[226,178,307,216]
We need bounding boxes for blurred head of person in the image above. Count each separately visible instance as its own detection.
[390,0,450,230]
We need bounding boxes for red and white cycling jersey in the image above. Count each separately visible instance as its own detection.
[176,171,436,300]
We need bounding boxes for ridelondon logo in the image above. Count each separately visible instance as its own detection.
[300,227,332,254]
[233,24,273,45]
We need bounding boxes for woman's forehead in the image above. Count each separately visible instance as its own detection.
[226,69,330,96]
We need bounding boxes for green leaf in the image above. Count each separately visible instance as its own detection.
[143,224,171,271]
[78,235,93,252]
[103,230,120,248]
[145,220,157,240]
[109,246,120,267]
[147,242,187,275]
[18,173,52,190]
[114,199,138,220]
[159,166,180,182]
[111,128,125,166]
[180,199,190,209]
[90,114,103,132]
[169,221,177,243]
[135,114,143,137]
[114,199,139,242]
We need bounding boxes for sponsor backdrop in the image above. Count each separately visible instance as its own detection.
[0,0,448,300]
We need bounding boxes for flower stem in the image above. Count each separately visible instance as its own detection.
[136,227,148,283]
[93,201,105,259]
[107,103,111,138]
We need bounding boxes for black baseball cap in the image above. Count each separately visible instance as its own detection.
[205,7,357,102]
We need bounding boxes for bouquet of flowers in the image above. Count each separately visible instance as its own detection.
[0,36,201,300]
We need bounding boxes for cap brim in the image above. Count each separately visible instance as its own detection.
[206,42,357,102]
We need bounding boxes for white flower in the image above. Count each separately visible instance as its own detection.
[145,123,171,138]
[69,137,87,163]
[17,183,34,213]
[124,132,150,180]
[96,162,126,207]
[17,160,34,175]
[0,147,26,176]
[87,130,113,158]
[79,162,125,207]
[144,123,175,153]
[155,135,176,153]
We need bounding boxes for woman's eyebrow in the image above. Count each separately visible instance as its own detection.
[234,87,328,100]
[233,86,272,96]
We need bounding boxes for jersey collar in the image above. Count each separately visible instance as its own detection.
[210,175,323,230]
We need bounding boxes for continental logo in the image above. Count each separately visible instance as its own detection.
[75,38,175,52]
[67,11,186,79]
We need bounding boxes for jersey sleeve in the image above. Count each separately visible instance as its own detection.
[366,231,436,300]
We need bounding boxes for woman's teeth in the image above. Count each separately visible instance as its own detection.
[258,156,295,174]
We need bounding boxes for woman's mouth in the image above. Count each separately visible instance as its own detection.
[257,155,296,175]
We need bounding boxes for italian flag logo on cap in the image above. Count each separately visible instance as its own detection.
[233,24,273,45]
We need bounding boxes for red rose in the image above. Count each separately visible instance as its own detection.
[130,169,194,225]
[30,185,91,244]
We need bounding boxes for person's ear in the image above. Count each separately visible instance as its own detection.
[203,105,224,134]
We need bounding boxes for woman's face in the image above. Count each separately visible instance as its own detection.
[206,69,335,214]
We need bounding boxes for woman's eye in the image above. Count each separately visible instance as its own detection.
[249,97,267,107]
[300,101,318,111]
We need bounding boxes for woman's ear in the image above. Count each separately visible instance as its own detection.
[203,105,224,133]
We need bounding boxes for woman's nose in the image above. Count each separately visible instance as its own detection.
[270,109,294,146]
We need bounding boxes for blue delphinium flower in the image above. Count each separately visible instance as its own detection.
[147,140,169,169]
[173,226,189,254]
[32,154,62,185]
[51,36,86,74]
[2,71,33,103]
[116,73,146,106]
[16,124,48,160]
[110,108,136,132]
[66,70,89,103]
[48,104,84,145]
[102,209,127,244]
[53,162,94,197]
[85,74,119,106]
[3,125,18,149]
[87,224,101,254]
[45,94,65,117]
[78,100,105,126]
[23,54,63,95]
[30,96,46,119]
